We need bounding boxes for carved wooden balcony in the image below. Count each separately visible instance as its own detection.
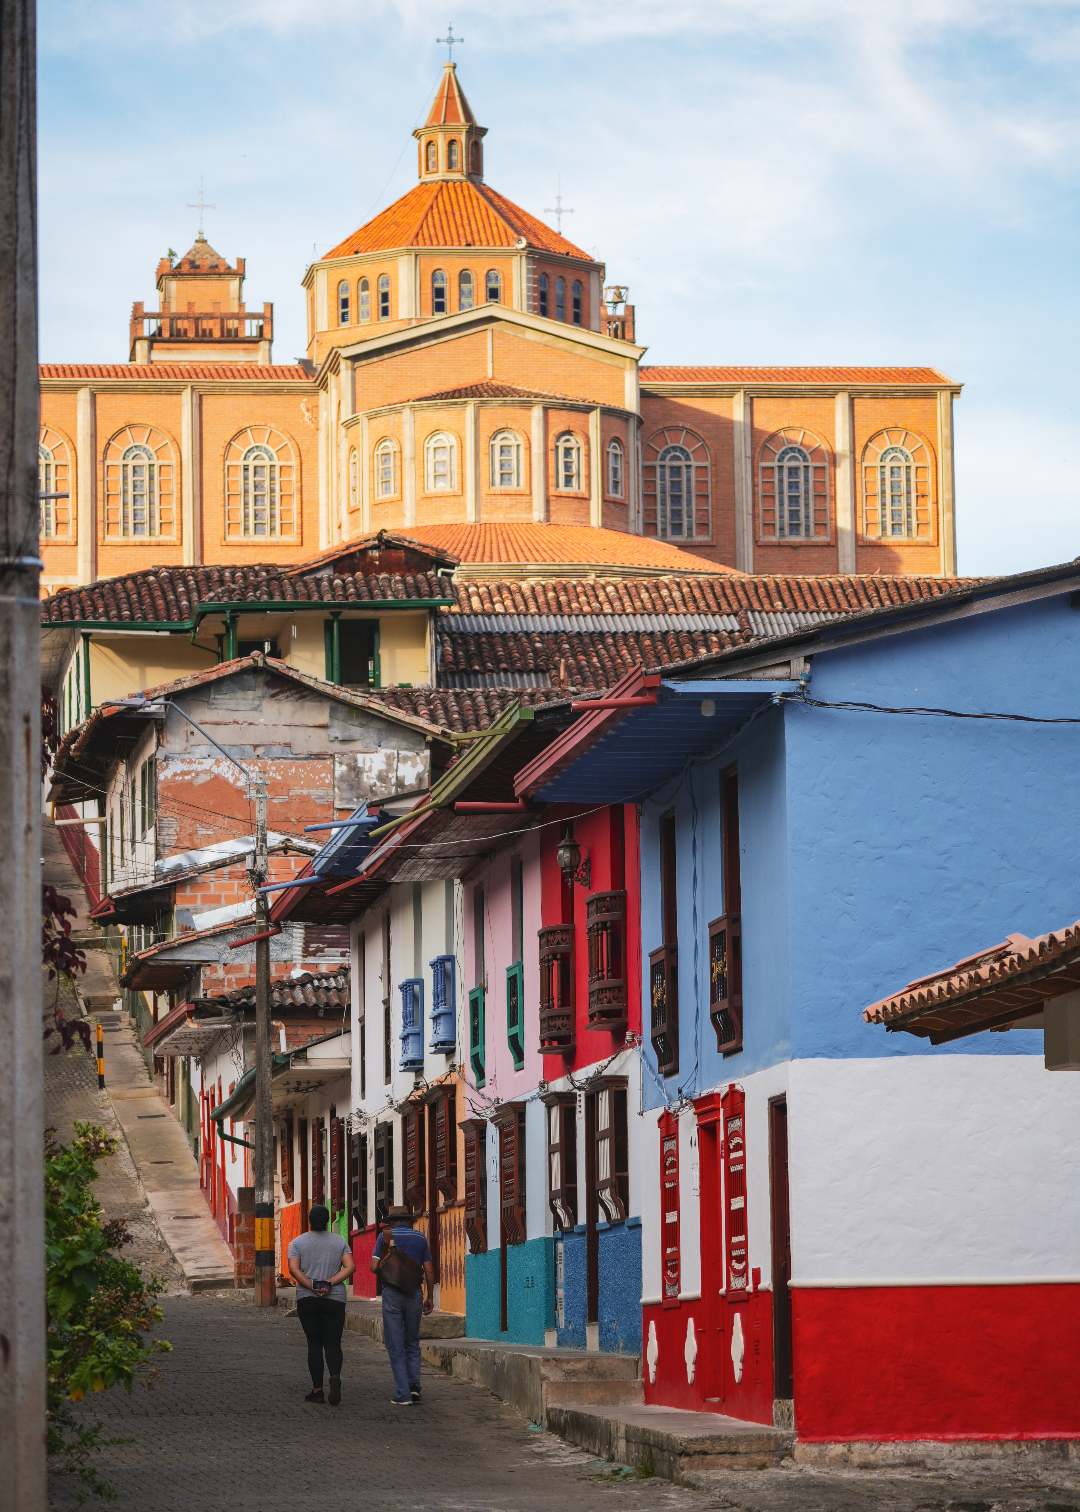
[709,913,743,1055]
[586,890,627,1030]
[538,924,574,1052]
[649,942,679,1075]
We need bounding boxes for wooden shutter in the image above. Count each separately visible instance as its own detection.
[496,1105,526,1247]
[403,1106,426,1214]
[468,986,486,1085]
[594,1079,628,1223]
[430,953,456,1052]
[586,891,627,1028]
[650,815,679,1074]
[710,768,744,1054]
[349,1129,368,1230]
[280,1112,294,1202]
[659,1110,681,1307]
[539,925,574,1052]
[545,1093,577,1231]
[506,961,525,1069]
[399,978,424,1070]
[432,1089,457,1201]
[462,1116,488,1253]
[329,1114,346,1210]
[722,1086,749,1294]
[373,1119,395,1221]
[314,1119,327,1204]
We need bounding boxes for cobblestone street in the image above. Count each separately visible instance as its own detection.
[44,1017,1080,1512]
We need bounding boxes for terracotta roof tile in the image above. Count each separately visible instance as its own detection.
[39,363,312,382]
[397,524,732,574]
[641,365,951,386]
[199,968,350,1015]
[423,64,477,127]
[323,178,589,261]
[365,687,549,733]
[411,380,583,403]
[864,922,1080,1042]
[42,563,450,623]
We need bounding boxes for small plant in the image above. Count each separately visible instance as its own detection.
[45,1122,170,1500]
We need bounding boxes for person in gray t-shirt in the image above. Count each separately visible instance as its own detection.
[287,1205,355,1404]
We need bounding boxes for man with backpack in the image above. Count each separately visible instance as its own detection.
[371,1205,434,1405]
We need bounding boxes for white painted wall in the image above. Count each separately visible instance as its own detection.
[789,1056,1080,1283]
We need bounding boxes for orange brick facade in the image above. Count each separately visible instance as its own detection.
[40,64,959,590]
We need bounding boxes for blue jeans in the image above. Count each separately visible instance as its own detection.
[381,1284,422,1399]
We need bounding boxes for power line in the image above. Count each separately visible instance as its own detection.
[780,691,1080,726]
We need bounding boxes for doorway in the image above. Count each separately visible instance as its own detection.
[769,1097,793,1403]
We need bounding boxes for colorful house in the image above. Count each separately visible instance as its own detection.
[523,565,1080,1441]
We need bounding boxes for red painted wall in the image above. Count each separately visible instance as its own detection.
[55,803,101,905]
[351,1226,379,1297]
[793,1284,1080,1441]
[539,803,641,1074]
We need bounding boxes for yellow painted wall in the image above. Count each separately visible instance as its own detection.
[88,636,216,708]
[378,612,430,687]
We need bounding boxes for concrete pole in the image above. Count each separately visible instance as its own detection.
[0,0,46,1504]
[251,779,276,1306]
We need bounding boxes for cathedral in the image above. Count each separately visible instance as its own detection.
[39,62,959,593]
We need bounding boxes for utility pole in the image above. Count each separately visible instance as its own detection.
[0,0,46,1505]
[251,776,277,1306]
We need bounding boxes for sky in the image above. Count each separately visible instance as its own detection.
[38,0,1080,576]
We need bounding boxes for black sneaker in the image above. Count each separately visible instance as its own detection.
[305,1389,325,1403]
[410,1387,421,1404]
[328,1376,342,1406]
[390,1395,412,1406]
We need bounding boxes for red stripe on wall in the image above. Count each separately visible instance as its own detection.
[794,1284,1080,1441]
[54,804,101,906]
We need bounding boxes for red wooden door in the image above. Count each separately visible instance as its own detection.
[769,1097,793,1400]
[696,1106,725,1401]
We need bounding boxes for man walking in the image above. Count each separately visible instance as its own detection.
[287,1203,355,1405]
[371,1205,434,1405]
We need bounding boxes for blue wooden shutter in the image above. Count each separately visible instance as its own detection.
[429,953,456,1052]
[399,978,424,1070]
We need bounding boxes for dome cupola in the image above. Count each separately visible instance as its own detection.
[414,63,487,183]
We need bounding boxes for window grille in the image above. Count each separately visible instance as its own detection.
[490,429,522,489]
[374,438,398,499]
[554,432,582,491]
[424,431,457,492]
[860,428,933,541]
[399,978,424,1070]
[586,890,627,1028]
[606,439,624,498]
[39,444,56,537]
[329,1113,346,1210]
[538,924,574,1051]
[429,953,456,1052]
[240,444,278,537]
[120,444,158,537]
[880,446,915,537]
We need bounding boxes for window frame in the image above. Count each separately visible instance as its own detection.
[358,277,371,323]
[374,437,399,500]
[337,279,350,325]
[757,427,831,544]
[554,431,583,493]
[239,443,279,538]
[489,429,523,490]
[859,428,934,543]
[224,425,297,542]
[424,430,458,493]
[458,268,474,312]
[537,273,550,318]
[377,273,391,320]
[545,1093,578,1232]
[571,279,583,325]
[645,427,712,544]
[606,438,624,499]
[485,268,501,303]
[432,268,448,316]
[592,1078,629,1224]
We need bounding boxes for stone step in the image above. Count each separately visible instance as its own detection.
[336,1295,466,1345]
[420,1336,641,1428]
[545,1401,794,1479]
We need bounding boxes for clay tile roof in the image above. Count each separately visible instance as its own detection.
[411,380,583,404]
[41,563,450,624]
[863,921,1080,1042]
[323,178,590,261]
[396,524,732,574]
[199,968,350,1016]
[424,63,477,127]
[39,364,312,382]
[364,687,551,733]
[641,365,951,386]
[173,233,236,274]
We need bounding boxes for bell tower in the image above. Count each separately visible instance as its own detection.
[129,232,273,364]
[414,62,487,183]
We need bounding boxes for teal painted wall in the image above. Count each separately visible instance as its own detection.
[465,1238,554,1344]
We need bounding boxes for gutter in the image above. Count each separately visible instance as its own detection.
[42,597,455,635]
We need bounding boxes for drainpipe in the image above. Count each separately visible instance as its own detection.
[224,611,238,661]
[81,631,92,716]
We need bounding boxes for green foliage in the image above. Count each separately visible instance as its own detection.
[45,1122,171,1499]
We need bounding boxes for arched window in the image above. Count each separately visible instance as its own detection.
[879,446,915,537]
[646,427,712,540]
[374,438,399,500]
[424,431,458,492]
[775,445,812,538]
[860,428,932,541]
[538,273,550,318]
[458,269,474,311]
[555,276,567,321]
[656,445,692,538]
[757,428,830,542]
[432,269,448,316]
[224,425,297,540]
[120,445,158,537]
[490,430,523,489]
[571,279,583,325]
[337,280,350,325]
[425,140,437,172]
[358,278,371,322]
[485,268,501,303]
[38,426,73,540]
[606,439,624,499]
[470,139,482,176]
[554,432,582,492]
[239,444,279,536]
[103,424,176,540]
[348,448,359,512]
[378,274,390,320]
[447,139,460,170]
[39,443,56,537]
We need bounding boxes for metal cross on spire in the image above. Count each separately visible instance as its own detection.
[436,23,464,61]
[545,179,575,234]
[187,177,216,238]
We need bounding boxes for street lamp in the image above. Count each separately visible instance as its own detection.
[556,822,591,889]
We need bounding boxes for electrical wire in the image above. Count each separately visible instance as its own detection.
[779,690,1080,725]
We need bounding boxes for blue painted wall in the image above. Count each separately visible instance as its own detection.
[640,591,1080,1098]
[598,1220,642,1353]
[465,1238,554,1344]
[555,1230,587,1348]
